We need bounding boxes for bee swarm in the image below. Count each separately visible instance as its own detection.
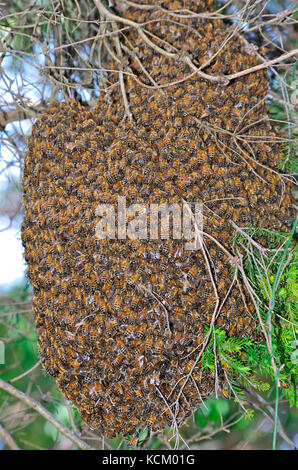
[22,0,293,439]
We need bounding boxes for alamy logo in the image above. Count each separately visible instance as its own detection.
[95,197,203,250]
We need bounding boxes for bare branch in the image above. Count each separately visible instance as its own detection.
[0,423,20,450]
[0,379,95,450]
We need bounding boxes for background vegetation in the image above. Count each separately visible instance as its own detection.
[0,0,297,450]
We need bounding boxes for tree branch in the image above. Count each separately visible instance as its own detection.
[0,378,95,450]
[0,423,20,450]
[93,1,297,86]
[0,103,46,129]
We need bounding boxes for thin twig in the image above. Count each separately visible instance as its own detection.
[0,379,95,450]
[0,423,20,450]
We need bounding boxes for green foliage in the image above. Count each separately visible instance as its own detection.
[269,62,297,174]
[0,284,83,450]
[200,219,297,417]
[201,326,270,400]
[277,142,297,174]
[232,222,298,408]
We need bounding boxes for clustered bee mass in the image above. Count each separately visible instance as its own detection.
[22,0,294,439]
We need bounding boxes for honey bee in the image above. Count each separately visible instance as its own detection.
[71,358,80,369]
[72,288,82,302]
[131,294,139,309]
[140,112,149,125]
[229,323,237,336]
[201,163,211,177]
[58,293,68,305]
[217,280,226,292]
[174,88,183,99]
[126,324,136,336]
[145,335,154,353]
[89,326,98,342]
[236,317,244,330]
[129,437,138,447]
[154,119,164,133]
[107,318,119,331]
[188,265,198,277]
[208,144,216,158]
[103,411,115,427]
[61,279,68,294]
[117,404,129,414]
[116,338,127,355]
[99,298,108,314]
[174,117,182,129]
[166,127,175,140]
[137,323,147,339]
[111,295,121,312]
[155,338,163,354]
[113,355,124,366]
[148,414,157,425]
[114,383,123,395]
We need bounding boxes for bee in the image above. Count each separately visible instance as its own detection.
[201,163,211,177]
[117,404,129,414]
[114,383,123,395]
[174,88,184,99]
[229,323,237,336]
[58,293,68,305]
[137,323,147,339]
[182,138,194,155]
[116,338,127,355]
[129,437,138,447]
[235,80,243,94]
[151,371,160,386]
[71,358,80,369]
[145,335,154,353]
[100,270,110,283]
[89,326,98,342]
[153,119,164,132]
[113,295,122,312]
[130,294,139,309]
[141,113,149,125]
[113,355,124,366]
[174,117,182,129]
[61,279,68,294]
[155,338,163,354]
[126,324,136,336]
[217,280,226,292]
[73,288,82,302]
[188,265,198,277]
[208,144,216,158]
[166,127,176,140]
[103,412,115,427]
[108,318,119,331]
[82,119,95,130]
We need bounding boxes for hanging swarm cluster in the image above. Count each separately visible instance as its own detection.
[22,0,293,439]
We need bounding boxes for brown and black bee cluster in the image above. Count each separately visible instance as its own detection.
[22,0,294,439]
